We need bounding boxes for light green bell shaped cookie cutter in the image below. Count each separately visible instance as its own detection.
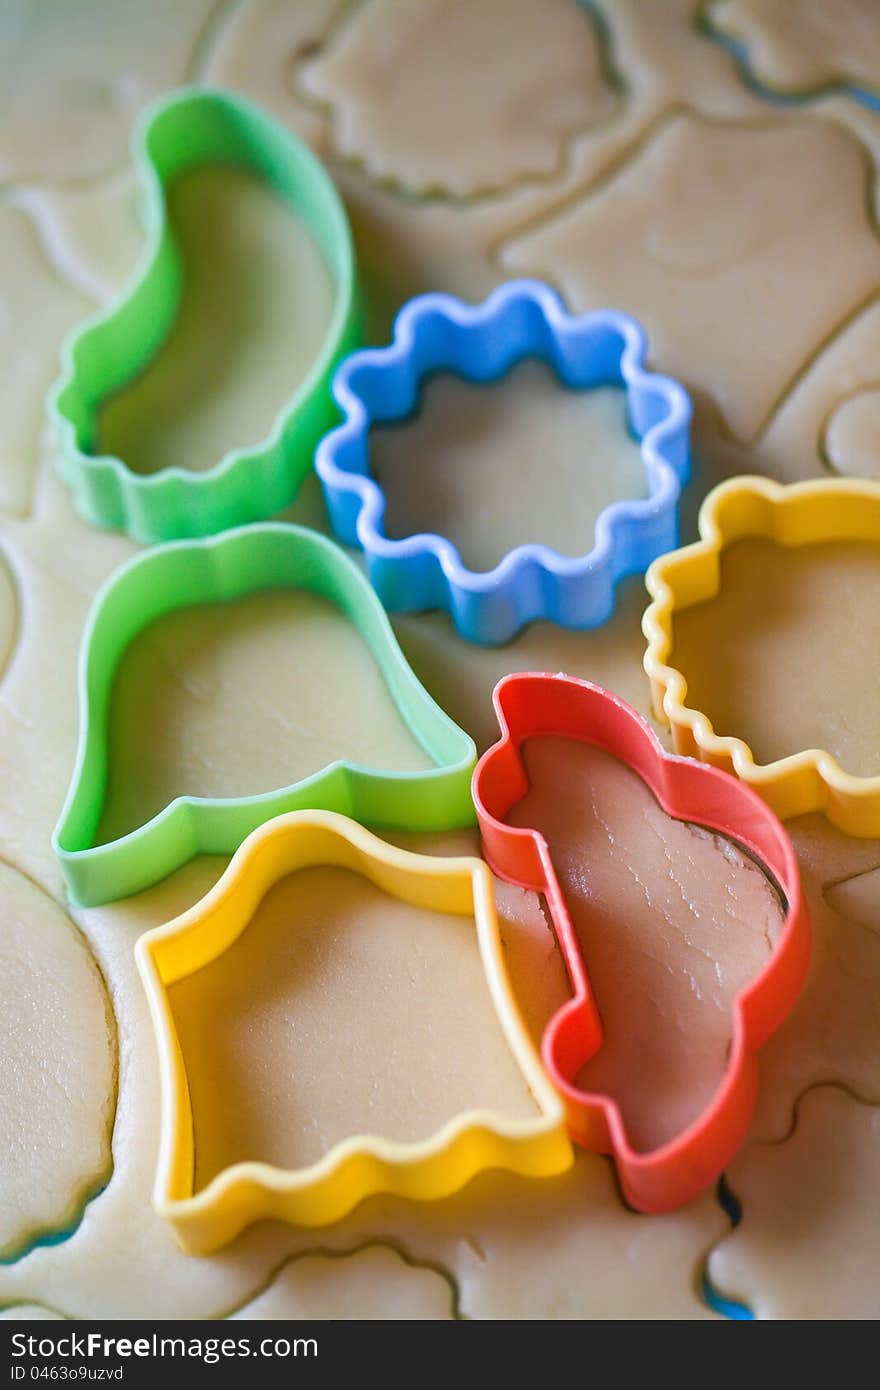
[49,87,360,543]
[53,524,477,907]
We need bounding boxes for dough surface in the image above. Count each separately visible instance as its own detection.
[503,114,880,445]
[0,0,219,182]
[2,0,880,1321]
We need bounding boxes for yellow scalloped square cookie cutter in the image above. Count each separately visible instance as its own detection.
[643,474,880,836]
[136,809,571,1254]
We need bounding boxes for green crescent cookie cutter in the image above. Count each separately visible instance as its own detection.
[49,87,360,543]
[52,523,477,907]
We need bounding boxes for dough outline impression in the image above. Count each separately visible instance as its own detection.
[49,86,360,544]
[644,475,880,837]
[472,672,811,1212]
[52,523,477,908]
[316,279,691,645]
[135,809,572,1255]
[701,0,880,112]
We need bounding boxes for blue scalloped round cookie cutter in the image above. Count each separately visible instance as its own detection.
[315,279,692,645]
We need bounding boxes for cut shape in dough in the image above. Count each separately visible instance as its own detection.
[168,862,541,1190]
[708,0,880,98]
[353,1154,727,1320]
[0,862,116,1262]
[204,0,344,146]
[502,113,880,444]
[508,737,783,1153]
[231,1245,455,1320]
[709,1085,880,1319]
[299,0,619,198]
[98,165,335,478]
[97,588,433,847]
[371,366,646,572]
[823,388,880,480]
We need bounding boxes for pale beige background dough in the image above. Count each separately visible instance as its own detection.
[390,575,655,755]
[14,176,144,309]
[0,0,221,182]
[824,863,880,932]
[1,0,880,1321]
[502,113,880,447]
[702,290,880,485]
[16,0,880,508]
[0,203,91,517]
[0,1247,455,1322]
[208,0,779,376]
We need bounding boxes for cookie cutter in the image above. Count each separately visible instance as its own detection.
[316,278,691,645]
[136,808,572,1254]
[52,523,477,908]
[49,87,360,543]
[644,474,880,836]
[472,672,810,1213]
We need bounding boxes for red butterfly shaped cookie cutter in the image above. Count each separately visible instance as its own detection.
[472,673,811,1212]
